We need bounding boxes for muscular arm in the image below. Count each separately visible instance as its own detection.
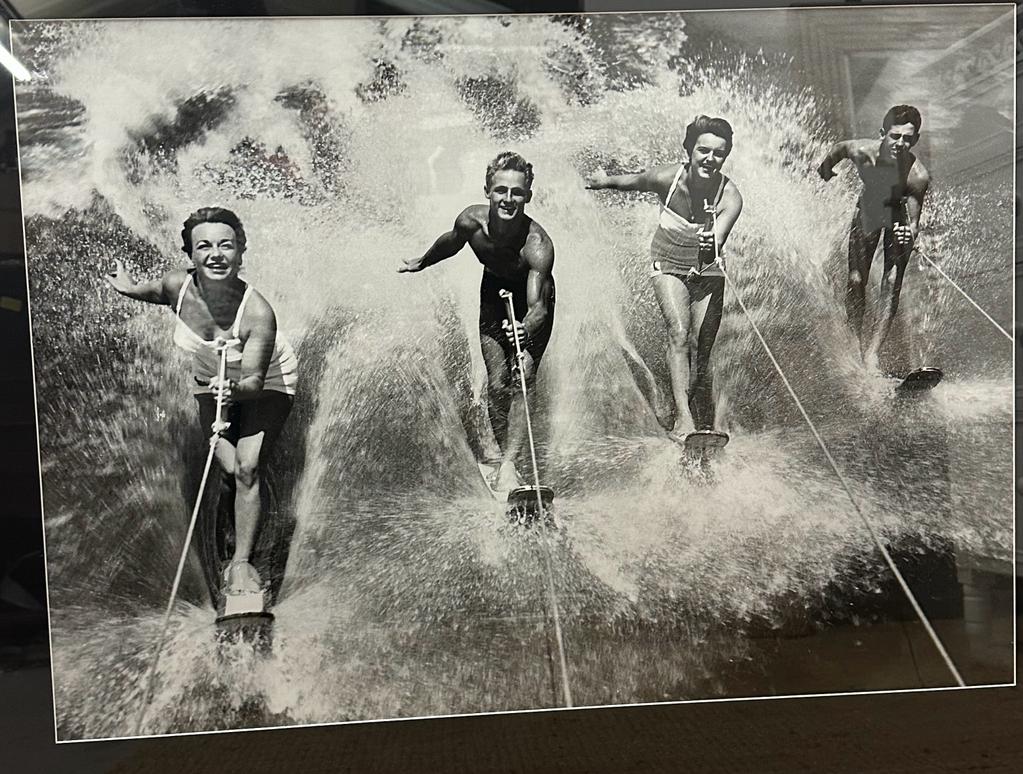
[903,169,930,240]
[818,140,851,180]
[521,231,555,341]
[400,208,477,272]
[233,294,277,401]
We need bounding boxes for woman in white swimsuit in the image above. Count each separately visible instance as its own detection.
[105,207,297,595]
[586,115,743,440]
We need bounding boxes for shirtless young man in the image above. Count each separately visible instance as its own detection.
[818,104,930,368]
[399,151,555,493]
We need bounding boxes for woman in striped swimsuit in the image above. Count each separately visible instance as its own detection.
[105,207,298,596]
[586,115,743,441]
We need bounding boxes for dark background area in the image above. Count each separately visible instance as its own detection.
[1,1,1020,771]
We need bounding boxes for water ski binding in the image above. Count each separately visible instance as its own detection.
[678,429,730,457]
[895,367,943,395]
[506,485,555,527]
[479,461,555,526]
[216,588,274,651]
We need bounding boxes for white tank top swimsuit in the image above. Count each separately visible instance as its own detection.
[173,272,298,396]
[649,164,727,279]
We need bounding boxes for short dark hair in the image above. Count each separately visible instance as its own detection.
[682,115,734,158]
[485,151,534,190]
[180,207,247,255]
[882,105,922,134]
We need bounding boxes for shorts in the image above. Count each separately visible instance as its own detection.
[849,211,910,273]
[196,391,294,461]
[479,271,555,366]
[651,261,725,304]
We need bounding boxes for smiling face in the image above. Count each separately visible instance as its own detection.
[879,122,918,162]
[486,169,532,223]
[189,222,242,281]
[689,132,730,180]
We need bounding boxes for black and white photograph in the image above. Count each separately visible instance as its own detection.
[8,4,1015,741]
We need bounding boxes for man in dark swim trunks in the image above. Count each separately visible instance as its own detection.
[818,104,931,370]
[399,151,556,493]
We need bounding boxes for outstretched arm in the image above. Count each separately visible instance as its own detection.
[104,261,181,305]
[399,208,477,273]
[817,141,851,181]
[585,167,662,194]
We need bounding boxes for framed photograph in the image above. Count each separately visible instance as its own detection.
[7,1,1015,746]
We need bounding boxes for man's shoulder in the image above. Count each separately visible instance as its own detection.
[461,203,488,217]
[908,156,931,188]
[526,216,553,242]
[845,139,877,162]
[524,218,555,264]
[456,205,488,229]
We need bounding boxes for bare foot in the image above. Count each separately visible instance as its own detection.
[668,418,694,444]
[223,560,261,595]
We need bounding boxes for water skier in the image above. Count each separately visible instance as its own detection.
[818,104,931,373]
[105,207,298,597]
[586,115,742,443]
[399,151,556,494]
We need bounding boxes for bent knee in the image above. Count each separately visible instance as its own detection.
[518,356,538,383]
[234,461,260,489]
[848,270,866,289]
[665,327,691,351]
[487,374,510,397]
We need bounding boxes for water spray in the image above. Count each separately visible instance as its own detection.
[895,196,1010,343]
[499,289,573,708]
[916,249,1013,343]
[134,336,237,736]
[714,239,965,687]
